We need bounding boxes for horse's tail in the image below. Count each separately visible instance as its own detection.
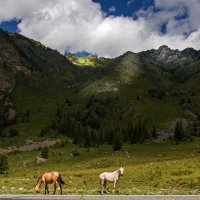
[58,174,65,185]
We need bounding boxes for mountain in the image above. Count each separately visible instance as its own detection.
[140,45,200,70]
[0,29,200,146]
[64,46,200,145]
[0,29,79,131]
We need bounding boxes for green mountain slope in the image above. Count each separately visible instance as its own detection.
[0,29,79,137]
[0,29,200,147]
[67,53,110,67]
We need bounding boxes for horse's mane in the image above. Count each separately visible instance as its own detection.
[36,175,42,186]
[117,168,123,176]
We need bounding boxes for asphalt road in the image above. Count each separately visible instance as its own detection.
[0,195,200,200]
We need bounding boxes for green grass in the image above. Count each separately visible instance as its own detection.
[1,139,200,195]
[67,54,110,68]
[0,71,76,148]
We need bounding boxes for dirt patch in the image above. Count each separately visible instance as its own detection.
[0,139,59,154]
[185,110,198,119]
[154,118,189,143]
[167,118,188,132]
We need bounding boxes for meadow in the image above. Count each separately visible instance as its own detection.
[1,27,200,197]
[1,138,200,195]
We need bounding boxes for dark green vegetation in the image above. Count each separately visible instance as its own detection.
[1,29,200,194]
[0,154,8,174]
[1,28,200,146]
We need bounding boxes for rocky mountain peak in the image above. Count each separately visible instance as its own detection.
[158,45,170,50]
[157,45,173,60]
[181,48,200,60]
[139,45,200,70]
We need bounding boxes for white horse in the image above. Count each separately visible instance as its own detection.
[99,167,124,194]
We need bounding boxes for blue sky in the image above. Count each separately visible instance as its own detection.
[0,20,19,32]
[0,0,200,57]
[93,0,154,17]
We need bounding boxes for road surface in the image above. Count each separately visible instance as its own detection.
[0,195,200,200]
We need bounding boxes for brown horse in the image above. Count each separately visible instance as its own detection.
[35,171,65,195]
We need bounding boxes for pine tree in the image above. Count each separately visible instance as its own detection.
[84,127,92,149]
[152,125,158,138]
[113,133,122,151]
[130,124,138,144]
[107,128,114,145]
[174,121,184,141]
[193,122,197,133]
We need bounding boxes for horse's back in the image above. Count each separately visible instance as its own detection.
[42,171,60,183]
[99,172,115,182]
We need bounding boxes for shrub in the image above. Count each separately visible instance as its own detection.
[60,139,68,147]
[0,155,8,174]
[41,147,49,159]
[71,150,80,156]
[8,128,19,137]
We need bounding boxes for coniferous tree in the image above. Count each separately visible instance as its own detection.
[84,127,92,149]
[129,123,138,144]
[98,130,105,145]
[94,130,101,147]
[193,122,197,133]
[152,125,158,138]
[106,128,114,145]
[113,133,122,151]
[121,127,128,142]
[174,121,184,141]
[72,123,82,145]
[0,124,3,138]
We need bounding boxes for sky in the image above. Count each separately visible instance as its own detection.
[0,0,200,58]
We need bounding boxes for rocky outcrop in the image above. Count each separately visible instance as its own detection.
[182,48,200,60]
[139,45,200,69]
[36,156,47,164]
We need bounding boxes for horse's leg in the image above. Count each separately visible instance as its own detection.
[104,181,109,194]
[58,181,62,195]
[57,179,62,195]
[100,179,104,195]
[44,183,47,194]
[112,180,116,194]
[46,184,50,194]
[53,182,57,195]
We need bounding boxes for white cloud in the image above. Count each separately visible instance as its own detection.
[0,0,200,58]
[127,0,136,6]
[108,6,116,13]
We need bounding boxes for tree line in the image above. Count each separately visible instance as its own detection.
[40,96,151,150]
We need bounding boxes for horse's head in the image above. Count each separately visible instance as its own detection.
[35,186,40,193]
[119,166,124,176]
